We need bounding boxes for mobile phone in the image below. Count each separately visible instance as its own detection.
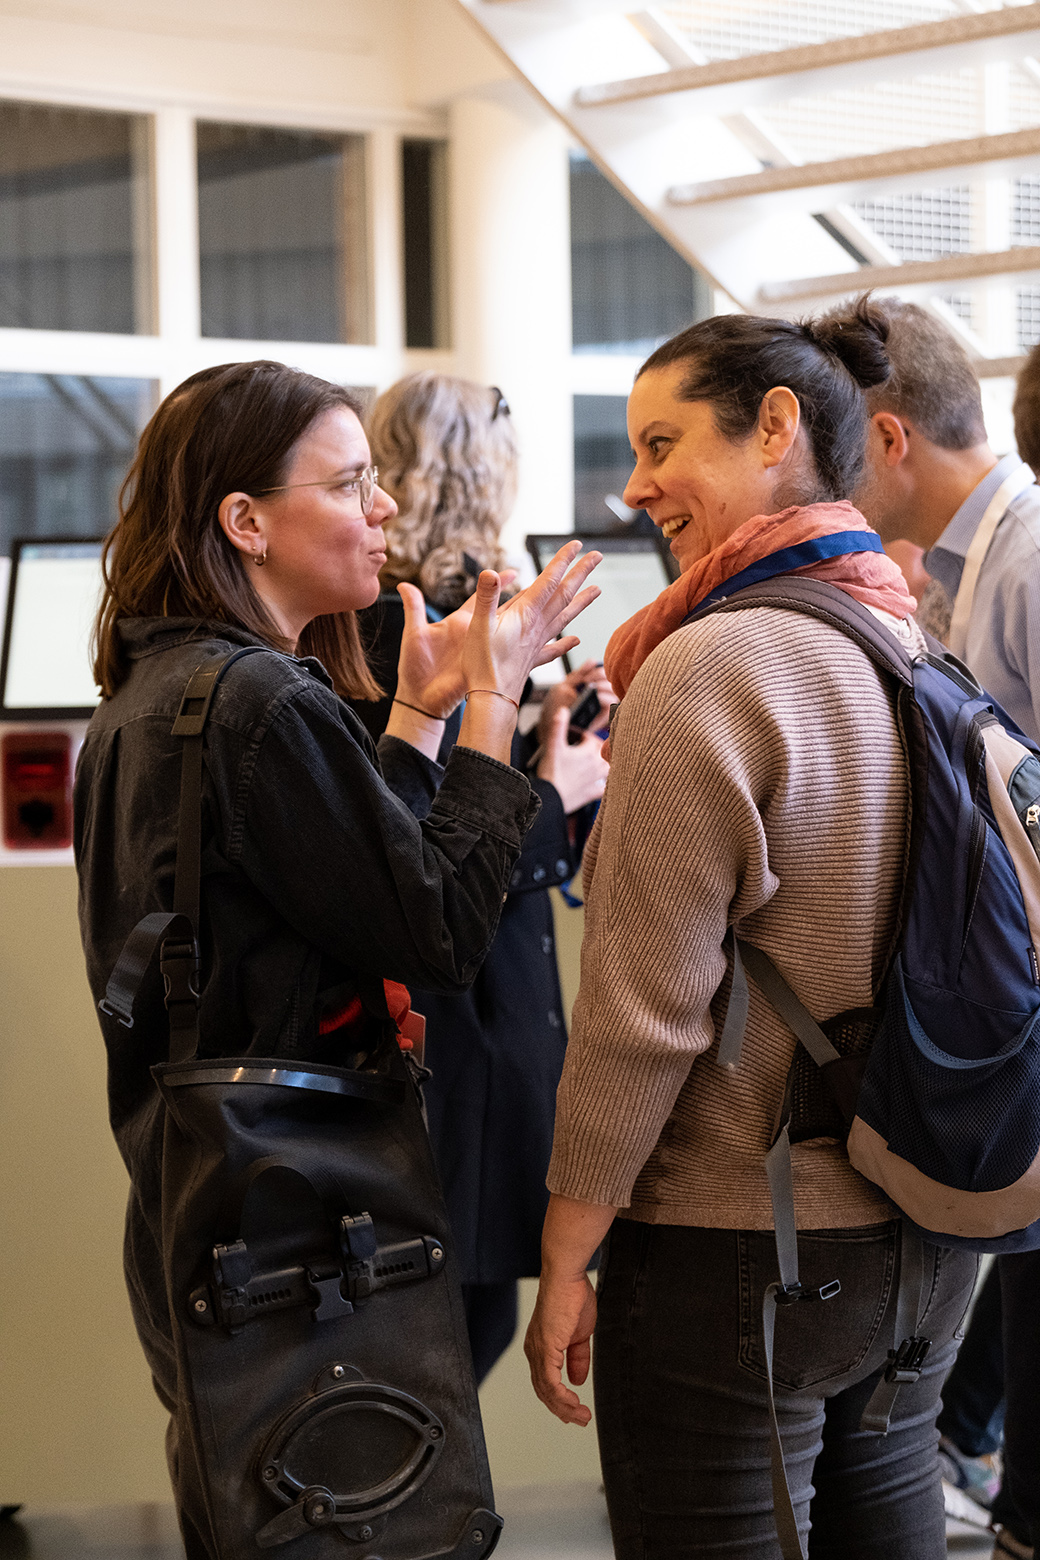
[567,684,602,742]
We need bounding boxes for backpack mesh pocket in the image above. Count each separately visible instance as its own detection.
[787,1008,879,1146]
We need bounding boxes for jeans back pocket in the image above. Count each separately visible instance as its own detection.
[737,1223,899,1391]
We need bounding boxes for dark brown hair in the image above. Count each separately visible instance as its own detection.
[94,360,381,700]
[638,294,891,501]
[1014,342,1040,472]
[820,294,987,451]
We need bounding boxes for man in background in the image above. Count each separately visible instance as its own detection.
[1014,341,1040,478]
[832,295,1040,741]
[822,294,1040,1560]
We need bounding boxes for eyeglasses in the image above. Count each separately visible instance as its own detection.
[490,387,510,421]
[257,465,380,516]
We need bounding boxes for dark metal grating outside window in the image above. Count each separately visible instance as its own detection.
[197,123,369,344]
[0,99,152,334]
[570,154,710,355]
[402,140,450,350]
[574,395,635,533]
[0,374,156,555]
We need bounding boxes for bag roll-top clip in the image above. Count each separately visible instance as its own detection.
[189,1211,447,1331]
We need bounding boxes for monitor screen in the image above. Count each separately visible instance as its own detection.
[526,535,673,669]
[1,540,104,718]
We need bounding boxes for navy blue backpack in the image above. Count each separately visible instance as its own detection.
[688,570,1040,1560]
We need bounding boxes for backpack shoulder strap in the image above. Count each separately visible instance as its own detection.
[690,575,915,689]
[98,645,267,1061]
[698,573,925,975]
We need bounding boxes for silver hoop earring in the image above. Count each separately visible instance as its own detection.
[253,548,267,567]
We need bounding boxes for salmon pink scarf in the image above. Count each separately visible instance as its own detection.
[604,501,916,699]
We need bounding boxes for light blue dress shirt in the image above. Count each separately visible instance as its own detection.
[925,451,1040,742]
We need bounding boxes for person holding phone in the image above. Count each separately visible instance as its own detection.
[351,371,613,1381]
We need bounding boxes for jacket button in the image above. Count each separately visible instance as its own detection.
[547,1010,561,1028]
[541,934,553,955]
[532,865,547,883]
[510,870,522,888]
[555,859,569,876]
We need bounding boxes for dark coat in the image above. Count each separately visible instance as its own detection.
[353,596,580,1283]
[74,616,538,1394]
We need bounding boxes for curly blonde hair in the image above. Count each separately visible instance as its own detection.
[368,372,518,612]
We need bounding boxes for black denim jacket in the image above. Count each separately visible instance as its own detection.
[74,618,539,1389]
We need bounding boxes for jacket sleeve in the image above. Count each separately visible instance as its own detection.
[232,679,540,993]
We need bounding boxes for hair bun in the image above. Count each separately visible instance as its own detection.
[807,294,891,389]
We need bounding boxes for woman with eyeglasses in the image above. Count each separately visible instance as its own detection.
[75,359,600,1556]
[345,371,612,1384]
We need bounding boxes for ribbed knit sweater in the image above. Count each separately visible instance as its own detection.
[547,606,914,1231]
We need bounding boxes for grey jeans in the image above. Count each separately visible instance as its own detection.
[594,1219,978,1559]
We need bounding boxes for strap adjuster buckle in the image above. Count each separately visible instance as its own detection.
[775,1277,841,1306]
[885,1335,931,1383]
[160,938,201,1010]
[98,996,134,1028]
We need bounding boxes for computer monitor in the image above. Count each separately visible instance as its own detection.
[0,539,104,720]
[526,533,675,671]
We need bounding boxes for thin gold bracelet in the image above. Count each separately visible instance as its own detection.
[467,688,520,712]
[393,697,443,721]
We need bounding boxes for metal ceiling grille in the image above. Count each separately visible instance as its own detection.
[459,0,1040,377]
[658,0,964,61]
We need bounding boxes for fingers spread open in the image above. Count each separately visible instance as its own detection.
[397,580,426,630]
[542,552,602,616]
[470,569,502,625]
[530,634,581,670]
[539,538,584,586]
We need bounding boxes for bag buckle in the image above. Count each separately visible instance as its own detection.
[775,1277,841,1306]
[190,1218,450,1331]
[160,938,200,1011]
[98,996,134,1028]
[884,1335,931,1384]
[339,1214,446,1300]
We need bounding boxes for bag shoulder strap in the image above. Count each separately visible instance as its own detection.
[98,645,267,1062]
[690,575,915,688]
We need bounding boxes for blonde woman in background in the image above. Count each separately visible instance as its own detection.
[350,371,612,1381]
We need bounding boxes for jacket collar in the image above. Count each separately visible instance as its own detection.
[115,617,335,691]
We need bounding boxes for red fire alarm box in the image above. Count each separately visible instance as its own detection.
[2,732,73,849]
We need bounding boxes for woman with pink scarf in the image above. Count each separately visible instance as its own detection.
[524,300,977,1559]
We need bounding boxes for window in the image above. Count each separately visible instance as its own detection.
[196,123,369,343]
[402,139,450,350]
[0,99,152,334]
[574,395,639,533]
[0,374,156,554]
[570,153,710,355]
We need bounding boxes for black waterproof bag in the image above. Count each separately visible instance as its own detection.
[100,649,502,1560]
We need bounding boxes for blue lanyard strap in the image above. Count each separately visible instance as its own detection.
[684,531,884,622]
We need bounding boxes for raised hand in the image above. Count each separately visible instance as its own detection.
[461,542,602,706]
[394,570,519,720]
[389,543,601,767]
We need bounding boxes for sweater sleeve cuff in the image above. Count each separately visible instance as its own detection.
[546,1136,639,1210]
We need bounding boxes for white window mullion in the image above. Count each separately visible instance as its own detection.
[153,106,201,386]
[369,127,404,374]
